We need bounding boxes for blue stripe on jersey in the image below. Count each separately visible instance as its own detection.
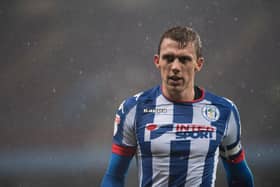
[136,87,160,187]
[140,142,153,187]
[169,140,190,187]
[168,103,193,187]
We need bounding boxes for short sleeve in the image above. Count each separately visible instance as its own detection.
[219,103,243,161]
[113,98,137,148]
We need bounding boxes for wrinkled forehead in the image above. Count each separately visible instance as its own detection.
[160,38,196,56]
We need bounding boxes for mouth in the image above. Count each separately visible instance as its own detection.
[168,75,183,85]
[168,75,182,81]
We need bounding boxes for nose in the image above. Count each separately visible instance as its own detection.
[171,59,181,74]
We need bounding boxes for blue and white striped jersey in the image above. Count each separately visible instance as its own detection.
[112,85,243,187]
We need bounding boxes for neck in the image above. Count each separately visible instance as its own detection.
[162,84,195,102]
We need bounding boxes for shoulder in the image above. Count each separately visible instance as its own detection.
[118,85,160,114]
[204,90,237,110]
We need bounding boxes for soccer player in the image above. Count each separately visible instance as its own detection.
[101,26,254,187]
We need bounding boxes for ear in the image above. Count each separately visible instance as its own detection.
[195,57,204,72]
[154,54,160,69]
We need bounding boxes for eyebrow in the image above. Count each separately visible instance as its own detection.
[178,55,192,61]
[162,54,193,61]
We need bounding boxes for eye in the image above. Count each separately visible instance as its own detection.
[178,56,192,64]
[162,54,175,63]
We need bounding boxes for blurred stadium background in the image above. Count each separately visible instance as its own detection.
[0,0,279,186]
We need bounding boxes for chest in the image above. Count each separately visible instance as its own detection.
[135,102,228,156]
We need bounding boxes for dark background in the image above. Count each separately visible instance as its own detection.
[0,0,279,186]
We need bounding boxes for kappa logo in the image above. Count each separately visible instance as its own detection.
[143,108,167,113]
[202,105,220,122]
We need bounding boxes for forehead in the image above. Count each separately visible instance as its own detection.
[160,38,196,56]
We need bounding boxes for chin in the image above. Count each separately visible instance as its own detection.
[167,84,184,92]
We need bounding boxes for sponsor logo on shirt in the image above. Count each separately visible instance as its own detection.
[175,124,216,140]
[144,123,216,141]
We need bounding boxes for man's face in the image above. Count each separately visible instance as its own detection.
[154,38,204,94]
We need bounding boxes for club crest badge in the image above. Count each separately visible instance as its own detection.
[202,105,220,122]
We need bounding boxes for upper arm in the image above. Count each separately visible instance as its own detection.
[101,97,139,187]
[220,103,244,163]
[113,98,138,149]
[220,103,254,186]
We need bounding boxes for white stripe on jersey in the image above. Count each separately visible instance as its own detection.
[151,94,174,187]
